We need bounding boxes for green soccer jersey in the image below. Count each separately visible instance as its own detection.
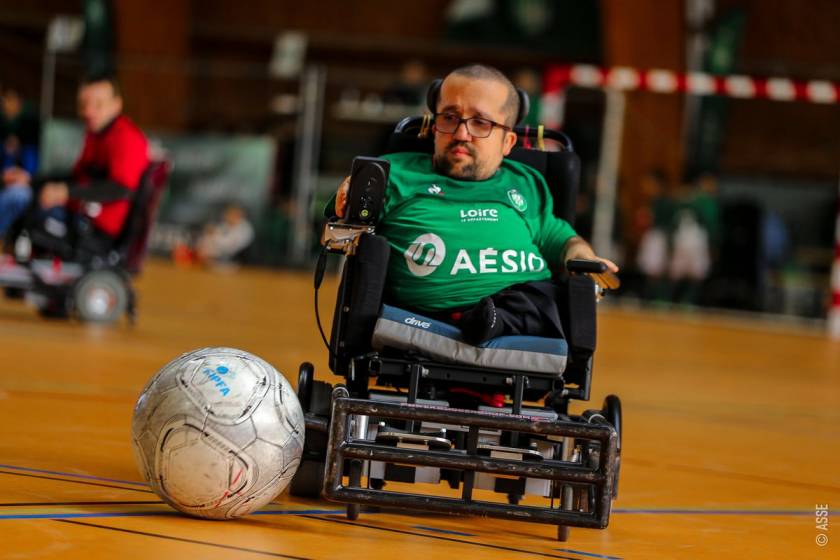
[377,152,577,311]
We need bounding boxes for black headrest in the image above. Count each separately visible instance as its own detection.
[507,148,580,227]
[425,78,530,126]
[117,160,170,273]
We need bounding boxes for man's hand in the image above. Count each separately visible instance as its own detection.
[39,182,69,208]
[2,166,30,187]
[334,175,350,218]
[563,236,619,273]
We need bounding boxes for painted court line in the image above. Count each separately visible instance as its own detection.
[0,508,345,520]
[0,469,154,494]
[301,514,582,560]
[55,519,313,560]
[412,524,475,536]
[555,548,622,560]
[0,463,146,486]
[613,508,840,516]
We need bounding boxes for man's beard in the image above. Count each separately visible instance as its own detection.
[433,141,482,180]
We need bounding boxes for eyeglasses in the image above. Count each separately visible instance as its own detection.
[433,112,510,138]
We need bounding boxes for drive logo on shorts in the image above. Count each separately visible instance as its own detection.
[507,189,528,212]
[404,233,446,277]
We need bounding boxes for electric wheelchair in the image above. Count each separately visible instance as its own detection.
[0,160,170,323]
[292,116,621,541]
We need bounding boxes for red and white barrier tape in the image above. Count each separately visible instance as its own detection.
[544,64,840,104]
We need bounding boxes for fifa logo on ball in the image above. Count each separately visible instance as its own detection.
[202,364,233,396]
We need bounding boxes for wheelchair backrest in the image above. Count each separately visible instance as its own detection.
[113,160,170,274]
[385,116,581,226]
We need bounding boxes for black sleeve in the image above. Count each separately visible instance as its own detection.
[68,179,134,202]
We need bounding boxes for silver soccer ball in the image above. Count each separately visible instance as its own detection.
[131,347,304,519]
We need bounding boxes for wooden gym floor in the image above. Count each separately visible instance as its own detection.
[0,260,837,559]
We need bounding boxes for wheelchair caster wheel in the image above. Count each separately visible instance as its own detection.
[37,297,71,319]
[557,525,570,541]
[3,287,24,300]
[346,459,363,520]
[603,395,622,448]
[289,459,325,498]
[297,362,314,412]
[603,394,622,499]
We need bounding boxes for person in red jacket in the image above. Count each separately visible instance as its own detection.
[36,75,149,253]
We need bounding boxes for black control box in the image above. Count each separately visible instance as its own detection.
[345,156,389,225]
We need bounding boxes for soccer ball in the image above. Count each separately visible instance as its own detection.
[131,347,305,519]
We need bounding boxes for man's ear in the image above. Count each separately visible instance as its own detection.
[502,130,517,156]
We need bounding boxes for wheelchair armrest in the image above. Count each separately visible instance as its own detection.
[566,258,606,274]
[567,259,620,292]
[328,232,390,376]
[69,181,133,203]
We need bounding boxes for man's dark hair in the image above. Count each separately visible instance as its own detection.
[80,74,122,97]
[447,64,519,127]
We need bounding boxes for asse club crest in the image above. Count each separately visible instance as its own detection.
[507,189,527,212]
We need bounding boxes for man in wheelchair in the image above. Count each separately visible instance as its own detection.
[21,74,149,262]
[297,64,622,541]
[0,75,167,323]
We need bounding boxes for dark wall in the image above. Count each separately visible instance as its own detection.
[600,0,686,248]
[717,0,840,178]
[0,1,80,99]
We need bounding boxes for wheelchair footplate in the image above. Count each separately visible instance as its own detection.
[0,256,33,289]
[323,389,619,530]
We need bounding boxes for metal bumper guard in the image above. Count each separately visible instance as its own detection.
[323,390,619,529]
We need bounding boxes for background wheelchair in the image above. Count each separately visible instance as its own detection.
[291,117,621,541]
[0,160,170,323]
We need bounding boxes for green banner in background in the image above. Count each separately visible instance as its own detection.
[40,119,279,259]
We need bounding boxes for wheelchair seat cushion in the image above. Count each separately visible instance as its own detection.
[372,304,567,376]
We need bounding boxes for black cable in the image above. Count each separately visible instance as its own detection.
[313,248,333,356]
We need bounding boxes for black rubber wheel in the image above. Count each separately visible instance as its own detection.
[37,297,71,319]
[73,270,128,324]
[603,395,622,449]
[289,459,325,498]
[297,362,315,412]
[603,394,622,499]
[3,287,24,300]
[309,380,334,416]
[557,525,570,541]
[346,460,363,520]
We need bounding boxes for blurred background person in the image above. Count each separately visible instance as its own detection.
[173,203,254,269]
[635,170,674,302]
[0,85,40,237]
[31,75,148,256]
[668,181,711,305]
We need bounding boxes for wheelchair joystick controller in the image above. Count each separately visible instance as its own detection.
[322,157,390,256]
[346,156,389,226]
